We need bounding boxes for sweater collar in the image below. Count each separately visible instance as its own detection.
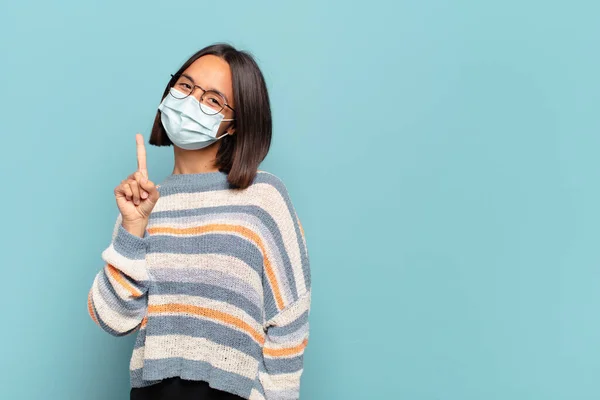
[158,170,231,193]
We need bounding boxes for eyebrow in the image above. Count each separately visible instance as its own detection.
[181,73,231,104]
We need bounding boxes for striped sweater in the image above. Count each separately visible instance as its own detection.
[87,171,311,399]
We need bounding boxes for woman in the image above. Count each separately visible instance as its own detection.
[87,43,311,400]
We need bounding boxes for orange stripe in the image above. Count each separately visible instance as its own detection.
[264,338,308,357]
[148,224,285,310]
[106,264,143,298]
[140,316,148,328]
[298,219,305,238]
[87,289,99,325]
[148,303,265,344]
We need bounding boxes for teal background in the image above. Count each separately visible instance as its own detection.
[1,0,599,399]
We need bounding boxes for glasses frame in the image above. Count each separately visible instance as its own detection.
[169,73,235,116]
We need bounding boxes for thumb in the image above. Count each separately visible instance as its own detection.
[139,178,159,201]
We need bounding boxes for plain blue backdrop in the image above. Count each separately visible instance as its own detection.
[1,0,599,399]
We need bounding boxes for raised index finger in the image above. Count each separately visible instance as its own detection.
[136,133,148,178]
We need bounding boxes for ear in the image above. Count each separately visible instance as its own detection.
[227,123,236,136]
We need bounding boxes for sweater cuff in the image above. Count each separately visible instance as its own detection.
[112,224,147,260]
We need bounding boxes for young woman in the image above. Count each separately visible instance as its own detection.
[87,43,311,400]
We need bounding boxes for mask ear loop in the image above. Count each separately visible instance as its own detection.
[221,117,235,137]
[217,120,235,140]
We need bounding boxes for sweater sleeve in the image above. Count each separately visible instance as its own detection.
[87,215,150,336]
[259,291,311,400]
[254,175,312,400]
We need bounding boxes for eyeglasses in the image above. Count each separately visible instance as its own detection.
[168,73,235,116]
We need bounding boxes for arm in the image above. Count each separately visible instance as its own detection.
[260,291,311,400]
[256,176,312,400]
[87,215,150,336]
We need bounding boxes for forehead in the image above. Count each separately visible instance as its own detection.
[182,55,233,100]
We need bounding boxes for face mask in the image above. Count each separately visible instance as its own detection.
[158,88,234,150]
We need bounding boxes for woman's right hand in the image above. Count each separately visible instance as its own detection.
[114,134,160,237]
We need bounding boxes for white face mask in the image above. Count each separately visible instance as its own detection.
[158,88,234,150]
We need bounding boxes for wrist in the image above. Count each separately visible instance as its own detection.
[121,220,148,238]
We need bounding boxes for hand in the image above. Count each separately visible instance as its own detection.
[114,134,160,236]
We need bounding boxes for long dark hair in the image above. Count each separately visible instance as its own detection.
[149,43,272,189]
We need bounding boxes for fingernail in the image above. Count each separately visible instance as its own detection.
[142,191,148,199]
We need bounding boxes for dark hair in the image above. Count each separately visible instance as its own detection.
[150,43,272,189]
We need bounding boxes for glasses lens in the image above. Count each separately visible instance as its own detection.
[200,91,226,115]
[170,75,194,99]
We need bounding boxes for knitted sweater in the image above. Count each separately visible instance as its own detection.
[87,171,311,400]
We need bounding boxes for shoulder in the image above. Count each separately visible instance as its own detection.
[251,170,292,200]
[253,170,287,189]
[248,171,302,219]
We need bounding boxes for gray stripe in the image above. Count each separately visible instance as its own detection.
[268,311,309,337]
[98,269,147,314]
[145,315,263,359]
[141,357,254,398]
[264,354,304,374]
[151,267,262,311]
[269,326,308,346]
[157,171,231,196]
[113,225,146,260]
[129,367,161,388]
[262,282,277,323]
[133,325,147,350]
[152,281,263,322]
[147,234,264,275]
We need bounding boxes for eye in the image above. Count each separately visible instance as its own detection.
[178,83,192,90]
[204,94,223,107]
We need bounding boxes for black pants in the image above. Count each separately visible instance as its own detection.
[130,377,245,400]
